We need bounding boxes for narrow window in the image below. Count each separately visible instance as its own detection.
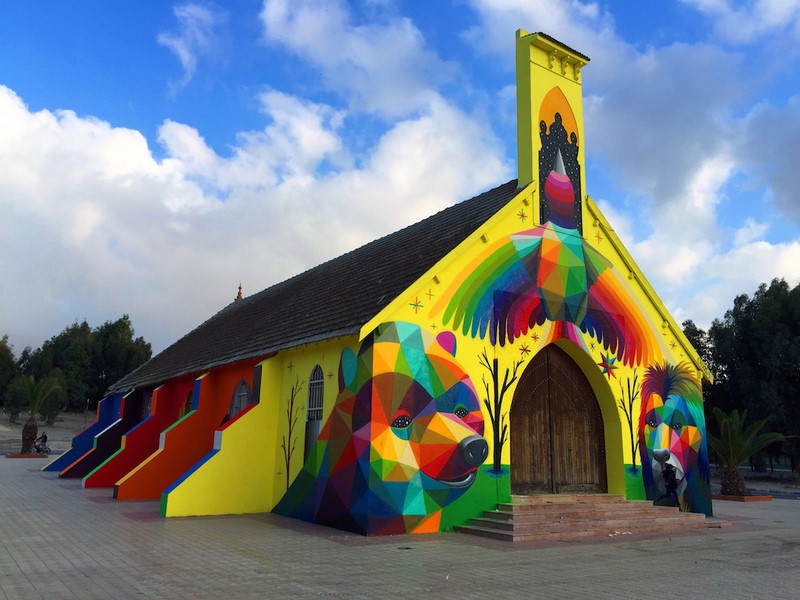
[307,365,325,422]
[229,379,252,419]
[304,365,325,461]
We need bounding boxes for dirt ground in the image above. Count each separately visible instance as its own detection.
[0,410,92,454]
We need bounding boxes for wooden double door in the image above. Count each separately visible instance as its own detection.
[510,345,607,494]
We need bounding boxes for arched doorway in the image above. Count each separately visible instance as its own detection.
[510,344,607,494]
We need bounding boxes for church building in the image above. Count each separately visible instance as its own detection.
[45,31,712,536]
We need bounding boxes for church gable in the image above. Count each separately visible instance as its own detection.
[358,30,712,517]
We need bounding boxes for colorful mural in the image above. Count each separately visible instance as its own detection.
[41,31,713,530]
[477,349,522,474]
[432,135,664,369]
[638,362,711,515]
[274,322,488,535]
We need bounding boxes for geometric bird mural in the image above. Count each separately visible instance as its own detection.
[638,361,712,515]
[433,142,664,367]
[274,322,488,535]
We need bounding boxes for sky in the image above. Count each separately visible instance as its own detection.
[1,0,799,356]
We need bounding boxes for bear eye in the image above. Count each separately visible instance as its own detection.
[391,415,412,429]
[454,406,469,419]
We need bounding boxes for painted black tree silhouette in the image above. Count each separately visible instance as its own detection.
[280,377,305,491]
[479,349,523,473]
[617,370,640,473]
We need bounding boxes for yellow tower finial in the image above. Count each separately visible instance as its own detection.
[516,30,590,192]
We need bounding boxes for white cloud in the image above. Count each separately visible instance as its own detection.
[681,0,800,43]
[259,0,457,116]
[734,95,800,222]
[158,3,227,95]
[462,0,621,72]
[0,82,509,355]
[733,218,769,246]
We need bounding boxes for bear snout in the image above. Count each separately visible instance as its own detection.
[653,448,671,463]
[461,435,488,466]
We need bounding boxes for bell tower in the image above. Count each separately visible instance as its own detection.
[516,30,590,233]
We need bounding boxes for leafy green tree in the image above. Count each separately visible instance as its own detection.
[41,368,67,425]
[4,376,28,423]
[20,321,92,410]
[705,279,800,469]
[681,319,711,367]
[18,316,151,411]
[90,315,151,404]
[707,408,788,496]
[0,335,17,407]
[17,375,61,454]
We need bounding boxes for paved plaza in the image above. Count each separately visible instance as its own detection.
[1,457,798,599]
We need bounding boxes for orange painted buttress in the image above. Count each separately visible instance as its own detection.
[113,358,262,501]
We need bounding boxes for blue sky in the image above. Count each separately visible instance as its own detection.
[1,0,799,355]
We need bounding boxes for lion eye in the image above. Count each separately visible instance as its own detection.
[647,419,657,428]
[391,415,412,429]
[672,423,682,430]
[454,406,469,419]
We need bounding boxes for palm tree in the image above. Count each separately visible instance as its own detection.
[19,376,61,454]
[707,407,787,496]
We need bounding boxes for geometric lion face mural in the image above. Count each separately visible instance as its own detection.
[274,322,488,535]
[638,362,711,516]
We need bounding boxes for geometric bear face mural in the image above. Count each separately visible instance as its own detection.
[638,362,711,516]
[274,322,488,535]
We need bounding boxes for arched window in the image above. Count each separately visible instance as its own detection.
[180,390,193,418]
[229,379,252,419]
[304,365,325,461]
[141,391,153,421]
[307,365,325,422]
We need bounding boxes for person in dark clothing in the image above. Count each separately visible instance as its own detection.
[35,432,48,445]
[657,463,679,506]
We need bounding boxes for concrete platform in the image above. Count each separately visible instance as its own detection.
[2,457,799,599]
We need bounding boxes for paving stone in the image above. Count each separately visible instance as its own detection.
[1,458,799,599]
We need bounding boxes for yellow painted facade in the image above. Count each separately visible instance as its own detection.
[158,30,712,524]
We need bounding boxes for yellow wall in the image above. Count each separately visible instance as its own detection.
[162,336,356,517]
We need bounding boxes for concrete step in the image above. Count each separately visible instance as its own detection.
[497,500,661,513]
[482,506,689,524]
[455,518,705,542]
[469,513,704,532]
[456,494,709,542]
[510,493,628,504]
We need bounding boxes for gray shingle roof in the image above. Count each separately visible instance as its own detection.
[109,179,520,392]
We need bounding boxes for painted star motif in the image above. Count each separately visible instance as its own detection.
[519,343,531,357]
[517,209,528,222]
[430,323,438,330]
[594,230,604,244]
[530,332,540,343]
[597,352,618,379]
[287,361,294,374]
[589,341,596,350]
[425,289,435,300]
[327,370,334,381]
[409,296,424,313]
